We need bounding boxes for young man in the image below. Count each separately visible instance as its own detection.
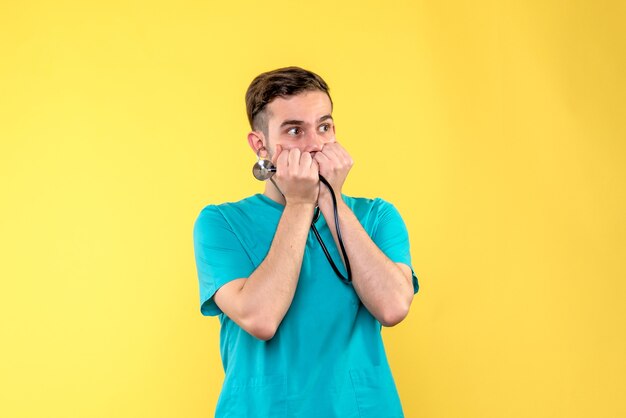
[193,66,419,417]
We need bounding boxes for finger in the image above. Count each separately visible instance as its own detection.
[300,151,313,171]
[276,145,289,169]
[330,140,343,150]
[288,148,301,173]
[313,150,331,167]
[327,141,349,155]
[272,144,283,164]
[332,142,352,162]
[336,145,353,166]
[323,142,350,165]
[319,145,341,166]
[310,158,320,177]
[313,152,333,179]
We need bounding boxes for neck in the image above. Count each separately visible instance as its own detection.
[263,180,287,206]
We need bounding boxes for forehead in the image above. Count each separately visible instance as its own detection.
[266,91,332,125]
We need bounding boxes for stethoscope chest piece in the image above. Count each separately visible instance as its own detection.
[252,158,276,181]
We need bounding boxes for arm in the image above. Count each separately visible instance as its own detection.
[314,143,414,326]
[319,197,414,327]
[213,148,318,340]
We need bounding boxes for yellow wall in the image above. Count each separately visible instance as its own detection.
[1,1,624,417]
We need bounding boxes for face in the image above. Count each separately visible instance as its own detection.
[252,90,336,159]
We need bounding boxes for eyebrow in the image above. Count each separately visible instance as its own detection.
[279,114,333,128]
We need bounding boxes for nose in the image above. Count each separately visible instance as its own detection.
[303,130,325,153]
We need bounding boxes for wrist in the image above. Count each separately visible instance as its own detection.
[284,200,316,211]
[317,191,346,213]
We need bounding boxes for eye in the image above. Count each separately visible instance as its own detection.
[287,127,302,136]
[318,123,331,133]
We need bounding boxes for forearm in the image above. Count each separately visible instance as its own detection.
[235,202,314,336]
[318,197,413,326]
[215,201,314,340]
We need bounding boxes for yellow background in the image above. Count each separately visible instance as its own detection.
[1,1,625,417]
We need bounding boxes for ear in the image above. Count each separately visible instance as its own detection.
[247,131,266,154]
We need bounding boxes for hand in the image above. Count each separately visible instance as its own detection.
[313,141,353,204]
[272,145,320,206]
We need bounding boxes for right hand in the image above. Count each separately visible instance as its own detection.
[272,145,319,205]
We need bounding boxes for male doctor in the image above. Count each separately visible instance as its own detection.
[193,66,419,417]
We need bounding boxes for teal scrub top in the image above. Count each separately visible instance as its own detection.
[193,193,419,418]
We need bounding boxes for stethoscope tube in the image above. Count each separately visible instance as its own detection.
[312,175,352,284]
[262,166,352,284]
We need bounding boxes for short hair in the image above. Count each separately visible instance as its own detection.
[245,66,333,135]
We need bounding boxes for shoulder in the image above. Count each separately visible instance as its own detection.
[193,195,263,233]
[342,195,400,217]
[195,194,263,218]
[341,195,407,236]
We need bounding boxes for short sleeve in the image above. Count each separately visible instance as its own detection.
[192,205,256,316]
[372,200,419,294]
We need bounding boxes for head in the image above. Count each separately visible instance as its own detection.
[246,66,335,158]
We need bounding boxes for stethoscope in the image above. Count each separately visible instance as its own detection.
[253,153,352,284]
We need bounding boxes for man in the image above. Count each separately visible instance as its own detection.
[193,66,419,417]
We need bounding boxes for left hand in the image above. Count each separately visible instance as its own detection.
[313,141,354,204]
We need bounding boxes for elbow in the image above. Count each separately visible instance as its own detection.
[378,301,411,327]
[242,315,279,341]
[249,324,277,341]
[379,309,409,327]
[379,283,414,327]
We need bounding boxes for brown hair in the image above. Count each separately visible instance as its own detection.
[245,66,333,135]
